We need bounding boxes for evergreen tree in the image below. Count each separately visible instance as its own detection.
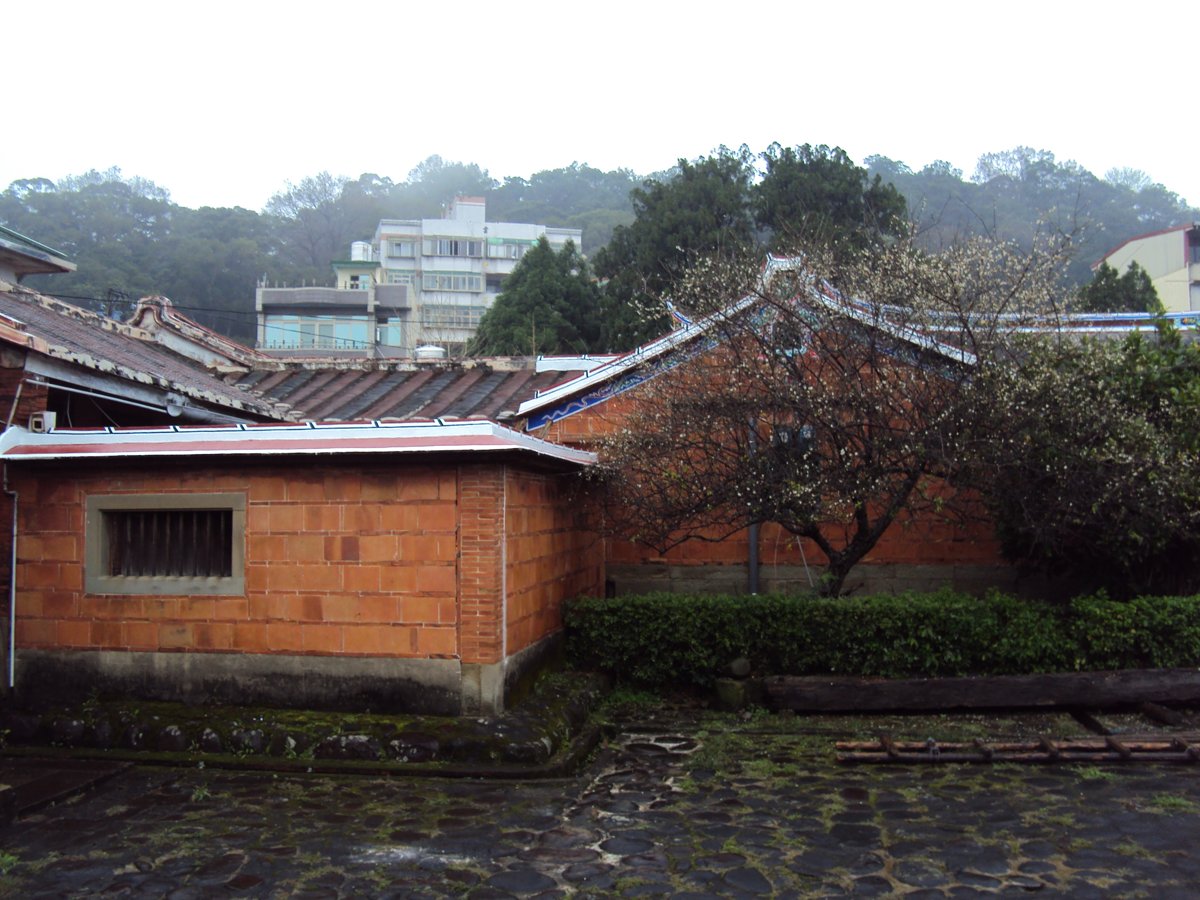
[594,150,756,350]
[755,143,908,256]
[1077,261,1161,313]
[469,238,600,356]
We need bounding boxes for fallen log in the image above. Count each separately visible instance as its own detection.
[764,668,1200,713]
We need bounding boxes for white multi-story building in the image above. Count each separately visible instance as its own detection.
[256,197,582,357]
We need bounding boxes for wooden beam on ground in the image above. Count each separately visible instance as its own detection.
[764,668,1200,713]
[836,735,1200,765]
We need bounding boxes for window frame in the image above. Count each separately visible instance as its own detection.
[84,493,246,596]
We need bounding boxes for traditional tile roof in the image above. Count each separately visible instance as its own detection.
[0,285,288,421]
[513,255,1199,432]
[225,360,572,422]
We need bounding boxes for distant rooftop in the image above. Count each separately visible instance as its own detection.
[0,225,76,282]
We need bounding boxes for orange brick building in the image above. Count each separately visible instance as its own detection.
[0,241,1036,715]
[0,422,601,714]
[509,314,1015,599]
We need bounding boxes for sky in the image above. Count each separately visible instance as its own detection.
[6,1,1196,211]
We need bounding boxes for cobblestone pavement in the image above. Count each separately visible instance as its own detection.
[2,705,1200,897]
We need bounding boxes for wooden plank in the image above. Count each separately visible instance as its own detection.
[1141,701,1186,726]
[836,733,1200,765]
[765,668,1200,713]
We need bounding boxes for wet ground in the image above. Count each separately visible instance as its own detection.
[1,702,1199,897]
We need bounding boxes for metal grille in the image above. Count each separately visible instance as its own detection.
[104,509,233,578]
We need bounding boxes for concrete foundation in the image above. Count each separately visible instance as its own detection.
[10,642,560,716]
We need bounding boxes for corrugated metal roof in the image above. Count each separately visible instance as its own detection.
[0,419,596,466]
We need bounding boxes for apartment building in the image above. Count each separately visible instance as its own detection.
[256,197,582,357]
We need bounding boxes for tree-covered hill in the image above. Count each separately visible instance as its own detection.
[1,148,1195,347]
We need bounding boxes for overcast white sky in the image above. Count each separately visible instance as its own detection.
[6,1,1195,211]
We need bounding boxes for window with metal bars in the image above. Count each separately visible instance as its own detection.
[85,493,245,596]
[104,509,233,577]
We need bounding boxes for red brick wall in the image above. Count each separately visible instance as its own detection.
[0,356,48,601]
[504,469,603,655]
[606,511,1002,569]
[458,465,504,665]
[11,460,461,659]
[0,353,49,431]
[529,386,1007,571]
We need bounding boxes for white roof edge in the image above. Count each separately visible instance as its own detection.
[0,419,596,466]
[516,293,759,417]
[516,255,977,418]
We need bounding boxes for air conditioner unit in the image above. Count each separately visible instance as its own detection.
[29,411,56,433]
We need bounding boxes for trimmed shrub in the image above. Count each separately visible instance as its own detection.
[1069,594,1200,670]
[564,590,1200,689]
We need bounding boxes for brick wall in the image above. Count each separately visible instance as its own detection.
[529,383,1008,576]
[11,459,461,659]
[0,356,47,603]
[458,465,504,665]
[607,513,1002,569]
[504,469,603,655]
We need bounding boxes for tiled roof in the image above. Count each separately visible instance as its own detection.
[227,361,571,422]
[0,286,285,420]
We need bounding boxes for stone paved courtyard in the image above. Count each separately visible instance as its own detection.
[1,703,1199,896]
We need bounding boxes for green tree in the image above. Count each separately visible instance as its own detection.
[969,325,1200,596]
[594,149,756,350]
[389,155,497,219]
[1077,261,1161,313]
[263,171,353,279]
[469,237,600,356]
[754,143,908,255]
[0,168,176,308]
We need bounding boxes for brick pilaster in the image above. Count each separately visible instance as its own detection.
[457,465,505,665]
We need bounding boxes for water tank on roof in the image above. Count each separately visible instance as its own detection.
[415,345,447,361]
[350,241,372,262]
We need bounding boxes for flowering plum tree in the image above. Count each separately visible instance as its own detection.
[594,237,1069,596]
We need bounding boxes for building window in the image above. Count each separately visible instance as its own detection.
[377,318,408,349]
[261,314,372,350]
[487,241,533,260]
[420,304,487,328]
[387,271,414,285]
[422,237,483,258]
[420,273,483,293]
[85,493,246,596]
[389,240,416,258]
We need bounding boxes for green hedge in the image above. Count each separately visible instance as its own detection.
[563,590,1200,688]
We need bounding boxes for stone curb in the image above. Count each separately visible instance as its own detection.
[0,671,609,779]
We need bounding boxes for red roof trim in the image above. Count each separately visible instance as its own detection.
[1096,223,1198,268]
